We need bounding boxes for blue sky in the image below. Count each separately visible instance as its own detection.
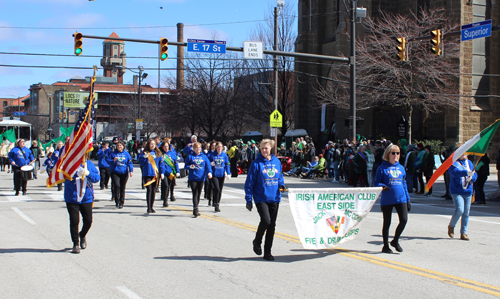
[0,0,296,98]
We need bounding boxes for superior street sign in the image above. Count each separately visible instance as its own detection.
[461,19,492,41]
[187,39,226,54]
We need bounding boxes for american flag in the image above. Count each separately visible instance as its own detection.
[47,67,97,188]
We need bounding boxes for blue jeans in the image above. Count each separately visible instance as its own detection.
[406,172,414,193]
[333,161,340,181]
[450,194,472,234]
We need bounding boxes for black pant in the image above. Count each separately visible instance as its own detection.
[416,170,424,193]
[212,176,225,206]
[204,178,212,200]
[353,171,368,187]
[381,203,408,247]
[111,172,129,204]
[254,202,280,254]
[168,177,175,199]
[99,167,110,189]
[13,166,27,192]
[425,174,433,194]
[230,157,238,177]
[161,176,170,203]
[476,175,487,203]
[66,202,93,246]
[189,181,204,209]
[143,176,156,211]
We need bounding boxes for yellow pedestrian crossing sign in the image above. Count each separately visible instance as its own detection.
[270,109,282,127]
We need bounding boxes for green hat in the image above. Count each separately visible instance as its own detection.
[251,140,256,144]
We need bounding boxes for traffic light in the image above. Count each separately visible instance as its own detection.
[396,37,407,61]
[63,111,67,119]
[431,29,442,55]
[59,112,63,119]
[160,38,168,61]
[74,32,83,56]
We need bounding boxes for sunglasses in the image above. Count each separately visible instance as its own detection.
[391,152,400,155]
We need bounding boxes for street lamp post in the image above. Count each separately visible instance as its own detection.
[113,65,148,142]
[137,66,148,142]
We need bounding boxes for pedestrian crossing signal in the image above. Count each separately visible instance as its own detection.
[270,109,282,127]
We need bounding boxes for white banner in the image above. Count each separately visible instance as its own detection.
[288,187,382,249]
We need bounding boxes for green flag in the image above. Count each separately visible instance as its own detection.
[60,125,75,137]
[4,128,16,143]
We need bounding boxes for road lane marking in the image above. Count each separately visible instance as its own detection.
[169,205,500,297]
[12,207,36,225]
[117,286,141,299]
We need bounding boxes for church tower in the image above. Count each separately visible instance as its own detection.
[100,31,127,84]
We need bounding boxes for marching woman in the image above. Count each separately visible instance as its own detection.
[185,142,212,217]
[447,151,477,241]
[65,153,100,254]
[209,141,231,212]
[139,139,164,214]
[167,142,180,202]
[374,144,410,254]
[108,140,134,209]
[206,141,217,206]
[245,139,286,261]
[8,139,34,196]
[52,141,64,191]
[159,142,174,208]
[43,147,55,175]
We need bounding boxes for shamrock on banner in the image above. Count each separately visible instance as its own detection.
[288,187,382,249]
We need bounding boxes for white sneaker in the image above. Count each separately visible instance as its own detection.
[331,179,337,183]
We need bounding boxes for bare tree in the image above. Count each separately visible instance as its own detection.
[246,2,297,135]
[315,8,460,141]
[162,50,246,140]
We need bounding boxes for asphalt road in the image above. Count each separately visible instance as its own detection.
[1,164,500,298]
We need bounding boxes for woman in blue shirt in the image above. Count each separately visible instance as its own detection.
[108,141,134,209]
[245,139,286,261]
[139,139,164,214]
[374,144,410,254]
[209,142,231,212]
[185,142,212,217]
[447,152,477,241]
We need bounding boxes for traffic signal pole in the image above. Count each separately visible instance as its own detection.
[78,34,350,63]
[349,0,357,143]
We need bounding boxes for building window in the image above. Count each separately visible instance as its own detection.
[470,0,491,111]
[30,90,38,113]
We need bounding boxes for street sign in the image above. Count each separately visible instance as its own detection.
[13,111,26,116]
[270,127,276,137]
[243,41,263,59]
[270,109,282,128]
[136,119,143,130]
[187,39,226,54]
[461,19,492,41]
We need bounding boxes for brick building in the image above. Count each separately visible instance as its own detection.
[295,0,499,149]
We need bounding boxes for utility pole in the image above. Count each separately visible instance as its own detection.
[349,0,357,143]
[138,66,143,142]
[273,3,281,156]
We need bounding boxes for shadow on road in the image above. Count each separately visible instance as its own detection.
[155,250,337,263]
[0,248,71,254]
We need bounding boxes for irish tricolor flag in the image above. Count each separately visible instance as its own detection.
[425,119,500,192]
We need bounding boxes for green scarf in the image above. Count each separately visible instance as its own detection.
[163,154,176,174]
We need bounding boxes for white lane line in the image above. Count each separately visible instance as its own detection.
[12,207,36,225]
[436,214,500,225]
[117,286,142,299]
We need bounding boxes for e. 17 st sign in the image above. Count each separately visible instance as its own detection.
[187,39,226,54]
[461,19,491,41]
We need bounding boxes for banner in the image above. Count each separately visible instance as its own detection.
[63,92,98,108]
[288,187,382,249]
